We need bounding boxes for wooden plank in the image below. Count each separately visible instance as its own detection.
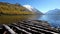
[3,24,17,34]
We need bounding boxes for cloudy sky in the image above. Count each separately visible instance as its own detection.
[0,0,60,13]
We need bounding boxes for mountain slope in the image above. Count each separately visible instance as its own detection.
[46,9,60,15]
[0,2,34,15]
[23,5,43,15]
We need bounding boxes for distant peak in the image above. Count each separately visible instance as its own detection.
[54,8,60,10]
[23,5,33,11]
[23,5,33,8]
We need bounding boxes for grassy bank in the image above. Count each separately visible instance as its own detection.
[0,2,34,15]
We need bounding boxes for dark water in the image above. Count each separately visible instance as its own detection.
[38,15,60,28]
[0,15,41,24]
[0,15,60,28]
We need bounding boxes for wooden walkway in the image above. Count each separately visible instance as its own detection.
[0,20,59,34]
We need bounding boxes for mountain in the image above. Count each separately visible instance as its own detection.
[0,2,34,15]
[46,9,60,15]
[23,5,43,15]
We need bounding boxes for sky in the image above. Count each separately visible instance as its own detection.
[0,0,60,13]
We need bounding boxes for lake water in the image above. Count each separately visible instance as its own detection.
[0,15,60,28]
[0,15,40,24]
[38,15,60,28]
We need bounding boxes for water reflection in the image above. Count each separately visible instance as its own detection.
[1,14,60,28]
[0,15,42,24]
[38,15,60,27]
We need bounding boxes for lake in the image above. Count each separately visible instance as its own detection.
[0,15,60,28]
[38,15,60,28]
[0,15,41,24]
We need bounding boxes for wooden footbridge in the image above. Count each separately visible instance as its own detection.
[0,20,59,34]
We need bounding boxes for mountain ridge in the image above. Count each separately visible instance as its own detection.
[23,5,43,15]
[46,9,60,15]
[0,2,35,15]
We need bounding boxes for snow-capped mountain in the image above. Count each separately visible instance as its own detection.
[23,5,43,15]
[46,9,60,15]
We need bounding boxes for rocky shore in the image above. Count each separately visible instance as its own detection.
[0,20,59,34]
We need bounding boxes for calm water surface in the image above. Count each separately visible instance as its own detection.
[0,15,41,24]
[0,15,60,28]
[38,15,60,27]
